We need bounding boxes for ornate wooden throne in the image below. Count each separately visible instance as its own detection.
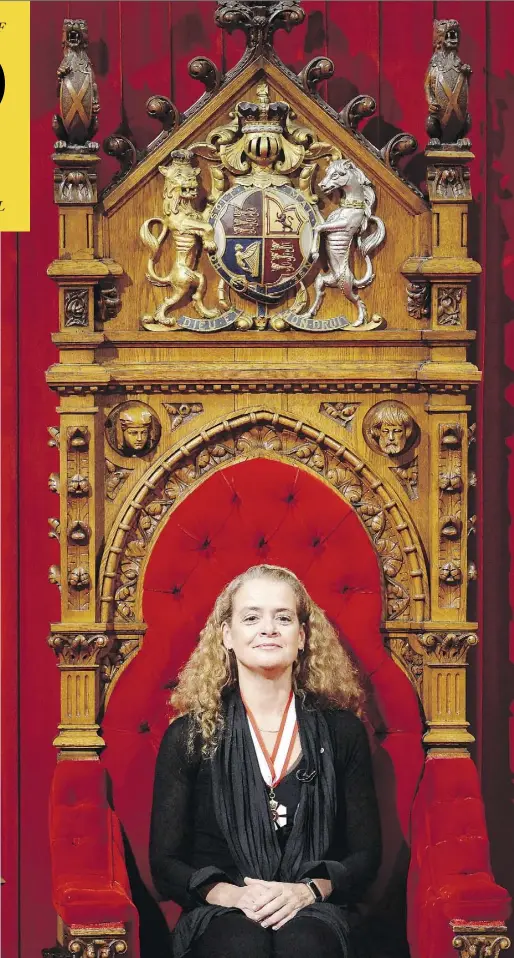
[45,6,511,958]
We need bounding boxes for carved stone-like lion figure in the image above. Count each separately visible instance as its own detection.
[52,19,100,150]
[425,19,471,148]
[140,150,219,324]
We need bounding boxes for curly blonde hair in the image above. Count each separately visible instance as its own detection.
[170,564,364,754]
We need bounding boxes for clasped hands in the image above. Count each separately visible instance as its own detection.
[239,877,314,930]
[206,877,331,930]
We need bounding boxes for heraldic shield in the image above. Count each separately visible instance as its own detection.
[209,182,319,304]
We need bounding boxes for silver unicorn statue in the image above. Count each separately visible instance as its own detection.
[305,159,385,325]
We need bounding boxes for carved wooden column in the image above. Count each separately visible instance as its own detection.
[46,26,122,761]
[48,631,109,755]
[404,111,480,751]
[403,148,480,336]
[425,149,477,332]
[419,630,477,749]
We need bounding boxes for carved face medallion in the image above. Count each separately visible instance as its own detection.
[363,401,419,459]
[105,401,161,458]
[209,183,318,304]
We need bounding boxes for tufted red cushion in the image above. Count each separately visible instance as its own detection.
[408,756,511,958]
[101,459,424,914]
[49,762,138,933]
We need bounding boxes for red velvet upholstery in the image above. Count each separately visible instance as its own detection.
[49,761,139,948]
[408,756,511,958]
[48,459,510,957]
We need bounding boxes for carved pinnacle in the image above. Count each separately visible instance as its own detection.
[215,0,304,52]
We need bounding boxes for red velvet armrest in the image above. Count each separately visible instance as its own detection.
[407,756,511,958]
[49,761,139,948]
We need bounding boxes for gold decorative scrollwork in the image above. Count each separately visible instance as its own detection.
[437,286,463,326]
[48,426,60,448]
[163,402,204,431]
[406,281,430,320]
[48,632,112,667]
[452,926,511,958]
[390,458,419,501]
[419,631,477,663]
[44,922,129,958]
[105,459,133,501]
[68,937,127,958]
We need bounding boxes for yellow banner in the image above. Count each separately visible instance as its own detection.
[0,2,30,231]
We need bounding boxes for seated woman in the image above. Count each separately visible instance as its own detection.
[150,563,381,958]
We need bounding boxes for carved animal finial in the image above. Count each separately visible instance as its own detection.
[425,19,472,148]
[52,19,100,152]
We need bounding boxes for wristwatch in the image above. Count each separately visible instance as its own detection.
[301,877,324,902]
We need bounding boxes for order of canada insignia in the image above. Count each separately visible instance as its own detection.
[140,82,386,333]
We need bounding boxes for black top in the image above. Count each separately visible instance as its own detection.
[150,706,381,911]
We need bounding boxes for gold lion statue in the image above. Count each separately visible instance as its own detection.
[140,150,219,325]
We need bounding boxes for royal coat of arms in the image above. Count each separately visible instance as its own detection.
[209,182,317,305]
[140,83,385,332]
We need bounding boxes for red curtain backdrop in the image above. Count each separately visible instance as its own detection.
[1,3,513,956]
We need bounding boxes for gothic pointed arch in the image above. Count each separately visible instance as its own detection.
[99,407,428,632]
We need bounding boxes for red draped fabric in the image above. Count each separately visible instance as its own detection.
[2,3,514,956]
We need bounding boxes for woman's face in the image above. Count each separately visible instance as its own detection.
[222,576,305,676]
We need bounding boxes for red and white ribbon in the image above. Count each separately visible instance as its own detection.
[243,689,298,787]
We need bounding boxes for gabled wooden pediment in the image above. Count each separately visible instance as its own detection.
[103,57,427,217]
[94,35,437,338]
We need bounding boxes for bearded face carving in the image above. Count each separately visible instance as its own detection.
[106,402,161,457]
[363,402,419,458]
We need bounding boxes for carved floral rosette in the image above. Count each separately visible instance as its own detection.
[99,411,428,626]
[438,424,464,609]
[66,427,92,610]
